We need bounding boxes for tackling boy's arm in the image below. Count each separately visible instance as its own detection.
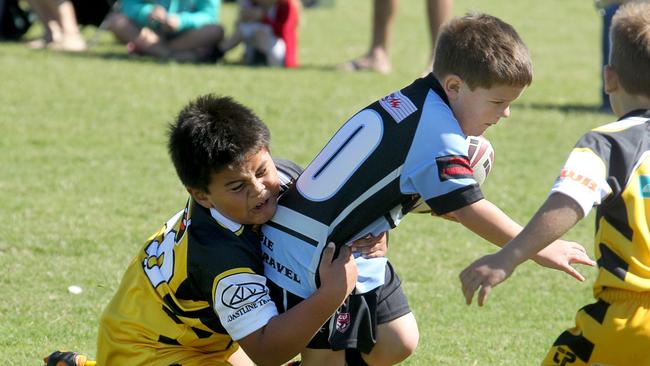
[450,197,594,281]
[237,244,358,366]
[458,193,589,306]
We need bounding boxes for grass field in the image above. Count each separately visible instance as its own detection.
[0,1,615,364]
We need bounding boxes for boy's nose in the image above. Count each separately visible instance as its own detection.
[501,106,511,118]
[251,178,266,195]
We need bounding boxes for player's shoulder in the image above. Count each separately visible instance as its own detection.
[577,110,650,152]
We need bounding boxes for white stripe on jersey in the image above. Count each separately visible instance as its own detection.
[593,117,648,133]
[272,205,329,243]
[330,165,403,234]
[379,91,418,123]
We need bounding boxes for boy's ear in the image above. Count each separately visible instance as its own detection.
[187,187,213,209]
[442,74,463,100]
[603,65,619,94]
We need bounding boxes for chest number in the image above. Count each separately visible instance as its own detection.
[297,110,383,201]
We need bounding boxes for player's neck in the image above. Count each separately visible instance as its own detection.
[613,93,650,118]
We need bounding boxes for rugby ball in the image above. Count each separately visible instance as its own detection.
[466,135,495,186]
[410,135,495,214]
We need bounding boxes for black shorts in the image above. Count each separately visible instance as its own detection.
[269,261,410,354]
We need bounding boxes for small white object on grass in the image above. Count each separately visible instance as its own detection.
[68,285,83,294]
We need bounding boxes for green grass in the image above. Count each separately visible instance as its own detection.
[1,1,614,364]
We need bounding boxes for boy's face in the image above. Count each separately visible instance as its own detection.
[191,147,280,225]
[445,76,525,136]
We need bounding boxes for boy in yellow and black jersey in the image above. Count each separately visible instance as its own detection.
[94,95,358,366]
[460,3,650,365]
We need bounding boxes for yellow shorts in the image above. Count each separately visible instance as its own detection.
[541,289,650,366]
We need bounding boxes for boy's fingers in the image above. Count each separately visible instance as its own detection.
[321,243,335,264]
[572,252,596,267]
[478,285,491,306]
[563,265,586,282]
[337,245,352,262]
[461,275,479,305]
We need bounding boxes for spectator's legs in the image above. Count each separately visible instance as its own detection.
[49,0,86,51]
[26,0,62,48]
[338,0,397,74]
[107,13,170,58]
[26,0,86,51]
[219,26,245,54]
[423,0,452,74]
[362,312,419,365]
[167,24,224,61]
[246,26,285,66]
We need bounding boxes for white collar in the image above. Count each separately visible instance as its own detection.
[209,207,243,232]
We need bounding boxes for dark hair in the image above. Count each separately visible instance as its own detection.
[168,94,271,191]
[433,13,533,89]
[610,2,650,98]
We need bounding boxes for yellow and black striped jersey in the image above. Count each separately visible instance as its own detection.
[550,109,650,297]
[97,160,301,364]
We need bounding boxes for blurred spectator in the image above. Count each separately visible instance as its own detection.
[25,0,87,51]
[338,0,453,74]
[218,0,300,68]
[0,0,32,40]
[106,0,224,62]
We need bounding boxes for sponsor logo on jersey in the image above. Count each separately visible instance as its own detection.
[222,282,272,322]
[552,347,577,365]
[640,175,650,198]
[262,250,301,284]
[436,155,473,181]
[221,282,268,309]
[559,169,598,191]
[379,91,417,123]
[335,312,351,333]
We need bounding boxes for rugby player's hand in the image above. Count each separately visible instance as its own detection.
[43,350,95,366]
[532,240,595,281]
[319,243,358,300]
[459,251,516,306]
[351,232,388,258]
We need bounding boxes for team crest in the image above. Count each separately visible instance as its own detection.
[335,312,351,333]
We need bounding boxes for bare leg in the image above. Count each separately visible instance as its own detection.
[300,348,345,366]
[50,0,87,51]
[362,312,419,365]
[424,0,453,74]
[25,0,61,48]
[339,0,397,74]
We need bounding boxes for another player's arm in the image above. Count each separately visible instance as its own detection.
[237,244,357,366]
[459,193,592,306]
[450,197,593,279]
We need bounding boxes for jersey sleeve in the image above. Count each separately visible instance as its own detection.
[401,93,483,215]
[550,131,613,217]
[213,270,278,340]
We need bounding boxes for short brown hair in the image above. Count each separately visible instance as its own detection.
[433,13,533,89]
[610,2,650,98]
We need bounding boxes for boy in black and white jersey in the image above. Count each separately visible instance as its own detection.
[261,12,595,366]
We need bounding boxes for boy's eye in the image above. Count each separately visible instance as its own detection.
[256,168,267,178]
[230,183,244,192]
